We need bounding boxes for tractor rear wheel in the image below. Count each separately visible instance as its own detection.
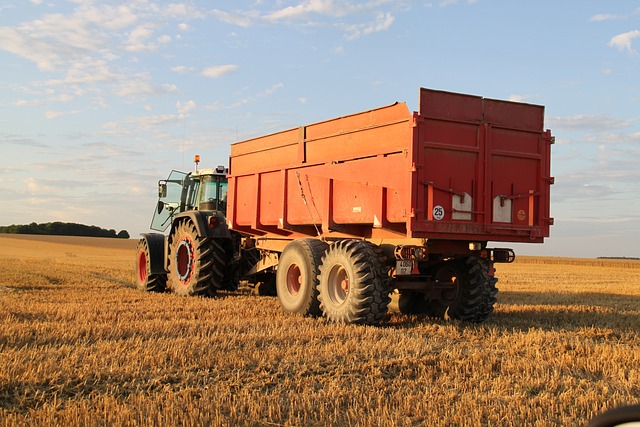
[318,240,391,325]
[425,257,497,322]
[135,239,166,292]
[276,239,328,316]
[167,220,217,296]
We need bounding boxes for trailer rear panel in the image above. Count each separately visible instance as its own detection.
[227,87,553,244]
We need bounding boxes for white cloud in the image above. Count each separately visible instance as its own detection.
[265,0,337,20]
[609,29,640,52]
[205,83,284,110]
[157,34,171,45]
[546,115,633,132]
[202,64,239,78]
[177,100,196,116]
[508,94,528,103]
[15,99,41,107]
[590,14,622,22]
[342,11,394,40]
[210,9,254,27]
[125,23,157,52]
[44,111,66,119]
[115,79,177,99]
[171,65,196,73]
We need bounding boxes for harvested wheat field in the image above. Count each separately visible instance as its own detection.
[0,235,638,426]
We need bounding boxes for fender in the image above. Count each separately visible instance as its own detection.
[172,210,233,239]
[139,233,167,275]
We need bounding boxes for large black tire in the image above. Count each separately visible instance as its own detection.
[276,239,328,316]
[167,220,219,296]
[318,240,391,325]
[135,239,167,292]
[213,238,235,291]
[426,257,498,323]
[475,260,499,322]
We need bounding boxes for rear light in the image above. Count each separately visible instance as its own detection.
[488,248,516,263]
[208,216,219,229]
[394,245,428,261]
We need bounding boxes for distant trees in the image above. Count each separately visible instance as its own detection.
[0,222,130,239]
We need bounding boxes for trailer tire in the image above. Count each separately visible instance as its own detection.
[135,239,167,292]
[167,219,217,297]
[426,257,495,322]
[276,239,328,316]
[474,261,499,322]
[318,240,391,325]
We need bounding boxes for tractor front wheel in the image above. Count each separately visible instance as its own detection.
[135,239,167,292]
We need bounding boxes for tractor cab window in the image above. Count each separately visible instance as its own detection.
[198,175,228,214]
[151,170,195,232]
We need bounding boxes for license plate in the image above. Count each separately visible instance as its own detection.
[396,260,415,275]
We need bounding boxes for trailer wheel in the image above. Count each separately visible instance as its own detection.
[426,257,496,322]
[276,239,328,316]
[135,239,166,292]
[474,260,499,322]
[167,219,217,296]
[318,240,391,325]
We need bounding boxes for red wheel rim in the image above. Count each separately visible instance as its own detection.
[286,264,302,296]
[327,264,349,305]
[137,251,147,283]
[175,238,195,284]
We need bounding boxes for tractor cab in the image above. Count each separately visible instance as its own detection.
[150,156,228,232]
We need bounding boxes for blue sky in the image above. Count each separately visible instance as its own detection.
[1,0,639,258]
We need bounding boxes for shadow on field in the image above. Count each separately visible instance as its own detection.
[490,291,640,332]
[388,291,639,332]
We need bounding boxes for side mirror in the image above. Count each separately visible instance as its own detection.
[158,182,167,198]
[156,200,165,215]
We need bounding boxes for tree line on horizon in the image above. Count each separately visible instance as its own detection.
[0,222,130,239]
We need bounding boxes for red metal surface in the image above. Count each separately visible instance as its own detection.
[227,88,553,244]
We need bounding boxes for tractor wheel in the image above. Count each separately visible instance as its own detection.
[212,238,235,291]
[426,257,496,322]
[318,240,391,325]
[167,220,217,296]
[135,239,166,292]
[276,239,328,316]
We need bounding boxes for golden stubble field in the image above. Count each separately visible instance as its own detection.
[0,234,638,426]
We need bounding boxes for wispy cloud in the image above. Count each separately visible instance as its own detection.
[546,115,633,132]
[342,11,394,40]
[262,0,397,39]
[205,83,284,110]
[210,9,254,27]
[590,14,624,22]
[609,29,640,52]
[202,65,239,78]
[0,133,47,148]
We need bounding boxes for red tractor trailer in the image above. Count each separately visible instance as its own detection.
[136,87,554,325]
